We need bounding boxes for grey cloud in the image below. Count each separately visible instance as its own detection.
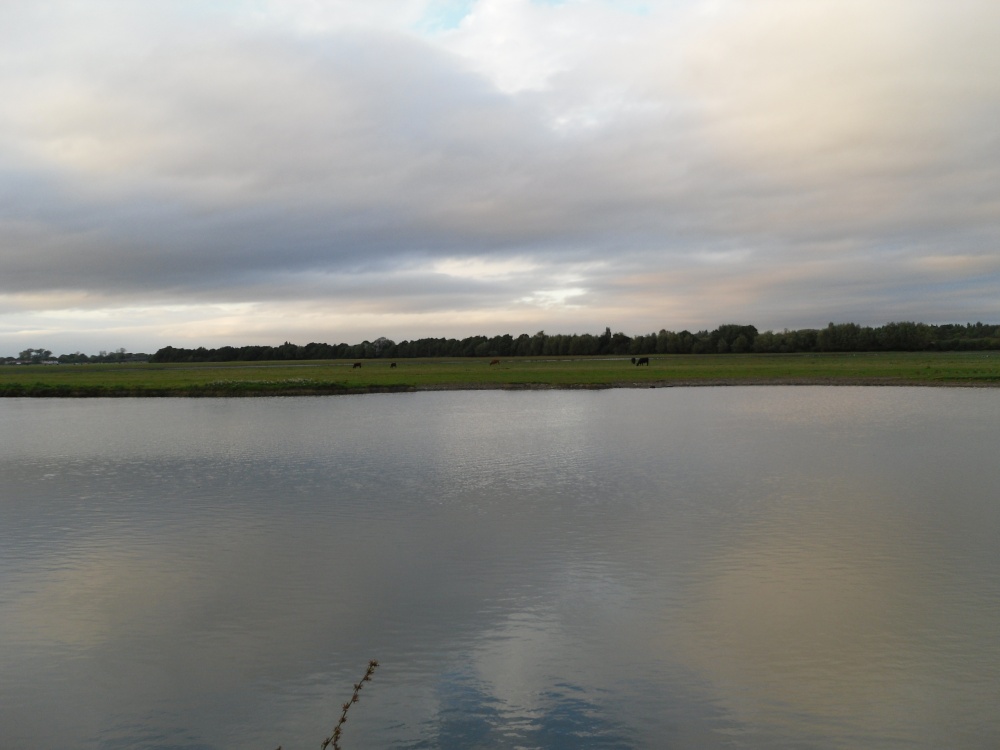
[1,0,998,353]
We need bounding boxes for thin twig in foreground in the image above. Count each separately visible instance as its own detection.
[321,659,380,750]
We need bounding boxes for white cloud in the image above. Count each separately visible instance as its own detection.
[519,287,587,309]
[432,256,540,279]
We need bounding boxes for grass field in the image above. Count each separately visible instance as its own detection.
[2,352,999,397]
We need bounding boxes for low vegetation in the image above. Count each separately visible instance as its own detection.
[273,660,378,750]
[1,352,998,397]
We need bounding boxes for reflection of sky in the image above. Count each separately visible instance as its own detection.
[3,389,1000,748]
[404,670,632,750]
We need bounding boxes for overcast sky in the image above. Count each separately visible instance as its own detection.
[2,0,998,355]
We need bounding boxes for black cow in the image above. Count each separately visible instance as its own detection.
[635,357,649,366]
[352,362,362,369]
[389,362,397,368]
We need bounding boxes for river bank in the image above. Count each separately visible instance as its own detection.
[2,352,998,396]
[3,378,999,398]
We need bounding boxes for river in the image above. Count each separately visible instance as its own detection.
[2,387,999,749]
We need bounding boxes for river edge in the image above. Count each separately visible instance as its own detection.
[3,377,998,397]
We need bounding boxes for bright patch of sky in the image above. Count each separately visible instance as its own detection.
[416,0,479,32]
[432,257,540,280]
[519,288,587,309]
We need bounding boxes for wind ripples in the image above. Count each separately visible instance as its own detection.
[3,389,1000,748]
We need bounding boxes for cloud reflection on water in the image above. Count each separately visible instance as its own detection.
[3,390,1000,748]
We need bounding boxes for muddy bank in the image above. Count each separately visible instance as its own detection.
[3,377,997,397]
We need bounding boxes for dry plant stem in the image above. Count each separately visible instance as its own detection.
[321,660,379,750]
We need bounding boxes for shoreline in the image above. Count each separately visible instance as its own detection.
[3,377,998,397]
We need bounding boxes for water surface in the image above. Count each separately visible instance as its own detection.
[2,388,999,748]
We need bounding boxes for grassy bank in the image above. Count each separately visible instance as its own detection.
[1,352,999,397]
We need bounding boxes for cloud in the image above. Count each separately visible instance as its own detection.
[0,0,998,354]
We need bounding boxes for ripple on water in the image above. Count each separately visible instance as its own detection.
[2,389,1000,749]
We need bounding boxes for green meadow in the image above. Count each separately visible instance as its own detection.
[1,352,998,397]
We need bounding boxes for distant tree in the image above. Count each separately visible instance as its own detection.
[57,351,91,364]
[598,327,612,354]
[751,331,777,353]
[627,335,644,355]
[138,319,1000,365]
[878,321,929,351]
[712,324,758,352]
[18,348,52,363]
[530,331,546,356]
[569,333,598,355]
[609,331,632,355]
[372,337,395,357]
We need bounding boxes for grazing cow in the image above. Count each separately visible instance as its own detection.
[489,359,501,366]
[635,357,649,366]
[631,357,636,365]
[389,362,397,368]
[352,362,362,369]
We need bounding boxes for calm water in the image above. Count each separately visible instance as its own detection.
[2,388,999,749]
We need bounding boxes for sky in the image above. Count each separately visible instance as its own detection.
[2,0,999,355]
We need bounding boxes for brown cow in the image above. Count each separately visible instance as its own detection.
[489,359,501,366]
[352,362,362,369]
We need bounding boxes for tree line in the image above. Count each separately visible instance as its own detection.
[145,321,1000,363]
[1,347,151,365]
